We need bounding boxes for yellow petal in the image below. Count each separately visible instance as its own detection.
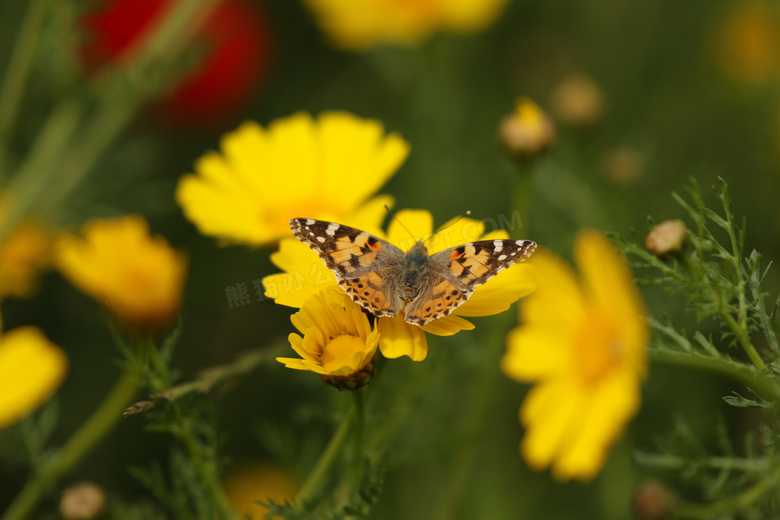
[177,112,408,246]
[552,370,641,481]
[345,195,395,237]
[519,248,586,332]
[0,327,67,429]
[519,378,582,470]
[387,209,432,250]
[264,239,338,307]
[420,314,475,336]
[276,357,329,375]
[455,263,536,317]
[574,229,648,368]
[426,216,485,253]
[501,325,571,382]
[376,315,428,361]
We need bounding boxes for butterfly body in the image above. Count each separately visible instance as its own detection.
[290,218,536,326]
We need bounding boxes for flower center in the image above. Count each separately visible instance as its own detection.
[576,310,623,385]
[320,334,367,372]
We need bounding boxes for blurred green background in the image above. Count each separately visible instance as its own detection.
[2,0,779,518]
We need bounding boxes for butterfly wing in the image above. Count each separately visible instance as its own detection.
[289,218,405,317]
[404,239,537,326]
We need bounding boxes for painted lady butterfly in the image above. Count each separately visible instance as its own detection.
[290,218,536,326]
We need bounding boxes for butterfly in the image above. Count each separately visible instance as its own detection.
[290,218,537,326]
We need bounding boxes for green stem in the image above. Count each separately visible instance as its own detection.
[1,362,145,520]
[720,311,767,372]
[353,389,365,462]
[175,426,238,520]
[676,464,780,519]
[649,349,780,406]
[295,401,358,512]
[0,0,219,242]
[512,161,532,237]
[0,0,51,174]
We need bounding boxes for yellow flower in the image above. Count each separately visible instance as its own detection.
[55,216,187,333]
[266,210,536,361]
[0,220,51,299]
[222,462,300,519]
[278,286,379,389]
[175,111,408,246]
[0,326,67,429]
[304,0,509,50]
[501,230,648,481]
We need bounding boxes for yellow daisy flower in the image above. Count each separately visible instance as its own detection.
[175,111,408,247]
[54,216,188,333]
[0,326,67,430]
[278,286,379,390]
[501,229,648,481]
[304,0,510,50]
[266,210,536,362]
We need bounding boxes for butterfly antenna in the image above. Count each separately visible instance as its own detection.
[434,210,472,235]
[383,203,417,240]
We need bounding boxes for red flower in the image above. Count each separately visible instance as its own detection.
[79,0,273,128]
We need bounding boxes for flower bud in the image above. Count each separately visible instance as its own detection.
[499,97,556,160]
[632,480,677,520]
[59,482,107,520]
[551,74,606,126]
[645,220,688,257]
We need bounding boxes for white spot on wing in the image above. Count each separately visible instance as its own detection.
[493,240,503,252]
[326,223,340,236]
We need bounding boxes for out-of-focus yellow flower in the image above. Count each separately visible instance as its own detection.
[712,1,778,86]
[278,286,379,390]
[175,111,408,246]
[501,230,648,481]
[0,326,67,429]
[266,210,536,362]
[222,462,300,519]
[499,97,556,160]
[0,220,51,299]
[55,216,187,333]
[304,0,509,50]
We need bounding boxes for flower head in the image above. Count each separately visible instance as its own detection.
[499,97,556,160]
[176,111,408,246]
[266,210,536,361]
[278,286,379,390]
[501,229,648,481]
[55,215,187,333]
[0,326,67,430]
[304,0,510,51]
